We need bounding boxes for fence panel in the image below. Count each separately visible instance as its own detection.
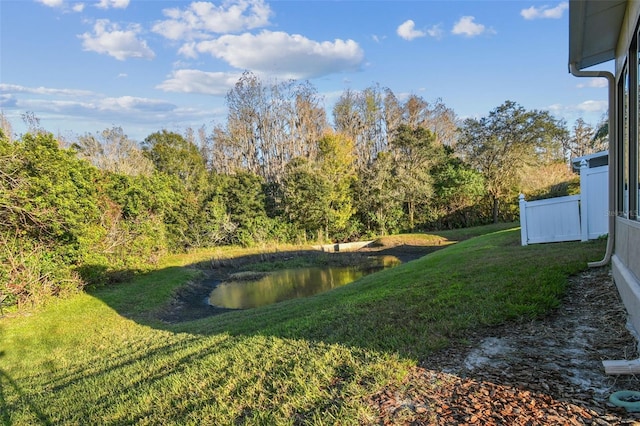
[519,195,582,246]
[581,165,609,239]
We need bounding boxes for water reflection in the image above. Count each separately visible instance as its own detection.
[209,255,400,309]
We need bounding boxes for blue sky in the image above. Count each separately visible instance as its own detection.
[0,0,611,142]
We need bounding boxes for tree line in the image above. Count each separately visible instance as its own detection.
[0,72,607,308]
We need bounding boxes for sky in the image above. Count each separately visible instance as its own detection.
[0,0,612,142]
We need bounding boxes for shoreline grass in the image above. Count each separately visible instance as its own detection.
[1,225,606,424]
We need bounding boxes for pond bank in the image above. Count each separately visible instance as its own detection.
[157,243,441,323]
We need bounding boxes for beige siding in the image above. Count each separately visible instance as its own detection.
[613,217,640,336]
[616,1,640,76]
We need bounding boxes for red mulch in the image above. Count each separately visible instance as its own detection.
[368,367,635,425]
[368,267,640,425]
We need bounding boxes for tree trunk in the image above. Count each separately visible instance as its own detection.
[492,196,499,224]
[408,200,415,231]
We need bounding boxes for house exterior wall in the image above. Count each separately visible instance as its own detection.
[613,218,640,335]
[612,1,640,337]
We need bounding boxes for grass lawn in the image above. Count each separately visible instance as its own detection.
[0,225,606,424]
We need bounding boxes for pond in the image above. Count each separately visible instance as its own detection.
[208,255,401,309]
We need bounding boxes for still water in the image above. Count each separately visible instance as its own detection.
[209,255,400,309]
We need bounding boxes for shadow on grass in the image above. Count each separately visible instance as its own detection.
[85,242,454,358]
[1,226,613,425]
[0,331,240,425]
[0,350,53,426]
[85,225,603,361]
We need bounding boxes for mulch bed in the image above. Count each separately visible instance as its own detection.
[370,368,610,425]
[368,267,640,425]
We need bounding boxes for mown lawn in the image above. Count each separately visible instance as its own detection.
[0,225,605,425]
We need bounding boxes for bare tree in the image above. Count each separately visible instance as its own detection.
[73,127,154,176]
[568,117,596,158]
[334,88,459,169]
[426,98,458,147]
[220,72,328,182]
[209,124,243,175]
[383,88,403,140]
[0,111,14,142]
[403,95,429,129]
[290,81,328,161]
[333,85,388,169]
[21,111,46,136]
[332,89,363,149]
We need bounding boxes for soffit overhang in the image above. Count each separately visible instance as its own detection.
[569,0,627,70]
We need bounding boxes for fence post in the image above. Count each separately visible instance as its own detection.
[519,194,528,246]
[580,159,589,241]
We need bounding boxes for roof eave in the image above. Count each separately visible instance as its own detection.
[569,0,627,71]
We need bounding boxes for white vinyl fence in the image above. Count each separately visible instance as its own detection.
[519,159,608,246]
[581,164,608,239]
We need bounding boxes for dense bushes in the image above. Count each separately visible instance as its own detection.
[1,132,100,306]
[0,116,575,309]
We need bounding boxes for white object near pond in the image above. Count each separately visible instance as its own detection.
[312,240,374,253]
[519,151,609,246]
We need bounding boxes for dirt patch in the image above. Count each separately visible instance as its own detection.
[370,267,640,425]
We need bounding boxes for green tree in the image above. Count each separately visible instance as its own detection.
[354,151,403,236]
[391,124,442,231]
[11,133,101,251]
[281,158,331,241]
[431,152,486,228]
[222,172,271,246]
[143,130,208,192]
[457,101,566,223]
[98,171,170,266]
[0,132,102,305]
[316,132,357,240]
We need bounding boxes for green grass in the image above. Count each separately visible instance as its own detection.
[0,225,606,425]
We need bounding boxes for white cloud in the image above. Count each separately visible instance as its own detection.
[96,0,129,9]
[427,24,444,39]
[547,100,608,124]
[397,20,426,41]
[0,94,18,108]
[521,2,568,20]
[188,30,364,80]
[100,96,175,112]
[576,100,607,112]
[15,96,178,124]
[452,16,494,37]
[177,42,199,59]
[157,69,241,95]
[171,59,195,69]
[36,0,85,12]
[0,83,94,97]
[1,86,176,116]
[152,0,273,41]
[0,83,220,141]
[36,0,64,7]
[79,20,155,61]
[577,78,608,89]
